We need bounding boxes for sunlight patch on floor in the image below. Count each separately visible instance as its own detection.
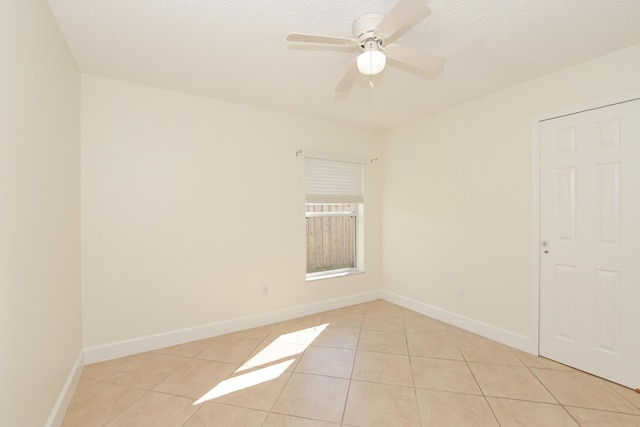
[193,359,294,404]
[194,322,329,405]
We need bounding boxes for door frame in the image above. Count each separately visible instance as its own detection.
[530,89,640,356]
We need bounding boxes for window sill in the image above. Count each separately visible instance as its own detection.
[306,269,364,282]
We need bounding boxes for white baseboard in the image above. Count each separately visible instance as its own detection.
[381,291,534,354]
[84,289,535,365]
[84,290,382,364]
[45,351,84,427]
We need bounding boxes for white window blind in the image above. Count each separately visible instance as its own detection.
[306,156,364,203]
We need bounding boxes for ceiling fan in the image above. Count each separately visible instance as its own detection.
[286,0,444,92]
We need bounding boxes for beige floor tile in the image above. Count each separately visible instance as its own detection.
[415,389,499,427]
[531,369,640,414]
[195,335,262,364]
[82,355,134,381]
[294,346,355,378]
[288,313,328,325]
[457,335,524,366]
[183,402,268,426]
[487,397,578,426]
[263,413,340,426]
[406,331,464,360]
[469,362,556,403]
[330,303,366,315]
[70,374,98,394]
[213,369,292,411]
[352,351,413,386]
[452,329,481,341]
[61,379,147,427]
[403,316,453,335]
[152,338,214,358]
[565,406,640,426]
[153,358,236,399]
[512,352,561,370]
[343,380,420,427]
[105,391,198,427]
[607,382,640,411]
[322,311,364,329]
[364,304,410,318]
[400,310,432,322]
[311,325,359,349]
[101,352,189,390]
[411,356,481,395]
[362,314,405,332]
[514,351,576,371]
[357,330,408,354]
[229,323,278,339]
[271,373,349,423]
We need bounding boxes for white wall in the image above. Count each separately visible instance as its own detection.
[381,44,640,340]
[0,1,81,426]
[81,75,383,348]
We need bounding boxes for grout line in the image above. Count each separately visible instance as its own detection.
[104,389,150,426]
[562,404,640,417]
[403,318,415,389]
[603,381,640,412]
[178,402,203,427]
[403,317,424,427]
[523,363,562,406]
[462,350,502,426]
[339,306,364,425]
[401,313,424,427]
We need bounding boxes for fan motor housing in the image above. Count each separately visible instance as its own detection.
[352,12,385,46]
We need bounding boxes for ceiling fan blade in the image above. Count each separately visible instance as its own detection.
[287,33,356,46]
[335,58,359,92]
[385,44,444,76]
[375,0,430,39]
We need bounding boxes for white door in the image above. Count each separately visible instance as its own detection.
[539,98,640,389]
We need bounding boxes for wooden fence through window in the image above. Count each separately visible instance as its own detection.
[306,204,356,273]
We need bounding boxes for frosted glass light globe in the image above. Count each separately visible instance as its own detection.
[357,49,386,75]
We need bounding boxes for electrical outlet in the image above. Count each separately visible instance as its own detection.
[296,296,301,305]
[261,284,269,295]
[454,285,463,297]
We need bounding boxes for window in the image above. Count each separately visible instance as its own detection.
[306,203,358,273]
[305,153,364,279]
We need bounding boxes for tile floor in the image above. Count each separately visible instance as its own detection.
[62,300,640,426]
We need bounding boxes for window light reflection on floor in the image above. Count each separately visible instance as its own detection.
[193,322,329,405]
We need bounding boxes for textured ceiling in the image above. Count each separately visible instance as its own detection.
[48,0,640,130]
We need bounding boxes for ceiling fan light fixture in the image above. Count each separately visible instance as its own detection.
[286,0,445,92]
[357,45,386,75]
